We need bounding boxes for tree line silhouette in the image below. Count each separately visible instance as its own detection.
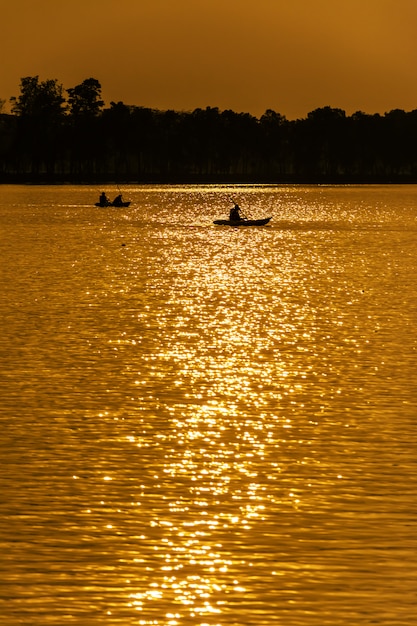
[1,76,417,183]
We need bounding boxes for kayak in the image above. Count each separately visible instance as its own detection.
[95,201,131,207]
[213,217,271,226]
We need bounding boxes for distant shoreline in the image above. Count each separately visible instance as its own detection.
[4,80,417,185]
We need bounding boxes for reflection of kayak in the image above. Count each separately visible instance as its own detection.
[213,217,271,226]
[95,201,131,207]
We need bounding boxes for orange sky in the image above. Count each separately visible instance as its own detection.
[2,0,417,119]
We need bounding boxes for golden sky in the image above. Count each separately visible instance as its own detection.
[2,0,417,119]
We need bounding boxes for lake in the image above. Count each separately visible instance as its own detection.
[1,184,416,625]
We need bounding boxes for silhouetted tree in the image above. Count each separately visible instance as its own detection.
[101,102,140,177]
[382,109,413,176]
[65,79,106,179]
[10,76,65,119]
[259,109,289,177]
[9,76,66,177]
[348,111,385,179]
[293,107,349,178]
[67,78,104,118]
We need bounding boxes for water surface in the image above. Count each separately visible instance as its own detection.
[1,184,417,625]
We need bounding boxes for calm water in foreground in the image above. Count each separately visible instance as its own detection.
[1,184,417,625]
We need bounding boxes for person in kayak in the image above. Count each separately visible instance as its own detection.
[112,194,123,206]
[99,191,110,206]
[230,203,243,221]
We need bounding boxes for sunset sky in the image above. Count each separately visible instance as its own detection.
[2,0,417,119]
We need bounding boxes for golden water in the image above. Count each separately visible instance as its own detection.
[1,184,416,625]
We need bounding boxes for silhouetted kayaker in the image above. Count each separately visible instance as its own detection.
[230,203,242,221]
[99,192,109,206]
[112,194,123,206]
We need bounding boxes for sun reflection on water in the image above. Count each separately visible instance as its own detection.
[110,212,363,621]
